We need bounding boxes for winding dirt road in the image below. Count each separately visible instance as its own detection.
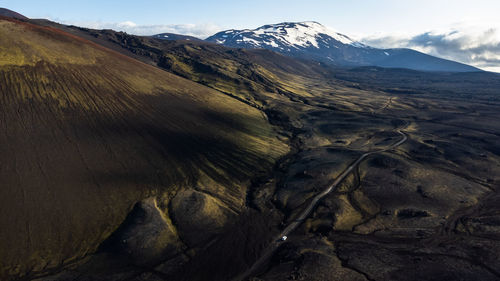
[232,127,408,281]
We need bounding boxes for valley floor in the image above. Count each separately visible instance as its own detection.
[3,14,500,281]
[37,73,500,281]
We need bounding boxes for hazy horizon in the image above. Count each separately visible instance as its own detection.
[2,0,500,72]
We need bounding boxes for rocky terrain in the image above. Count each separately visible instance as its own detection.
[1,9,500,281]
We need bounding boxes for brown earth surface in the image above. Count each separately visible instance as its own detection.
[1,16,500,281]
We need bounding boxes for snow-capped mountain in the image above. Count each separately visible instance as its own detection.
[207,21,367,50]
[205,22,479,72]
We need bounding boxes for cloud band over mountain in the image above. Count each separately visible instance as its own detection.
[362,27,500,72]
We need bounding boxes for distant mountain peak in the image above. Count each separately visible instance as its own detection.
[207,21,367,51]
[206,21,479,72]
[258,21,366,48]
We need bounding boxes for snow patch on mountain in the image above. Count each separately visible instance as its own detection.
[205,21,480,72]
[208,21,368,50]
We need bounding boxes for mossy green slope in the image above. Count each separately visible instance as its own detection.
[27,23,331,107]
[0,17,287,280]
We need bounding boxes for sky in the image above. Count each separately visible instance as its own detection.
[3,0,500,71]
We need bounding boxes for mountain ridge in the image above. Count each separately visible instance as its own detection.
[152,32,202,41]
[2,9,500,281]
[0,15,287,280]
[205,21,480,72]
[0,7,28,20]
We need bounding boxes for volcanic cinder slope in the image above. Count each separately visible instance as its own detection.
[0,16,288,280]
[35,22,500,281]
[47,24,500,281]
[0,8,28,20]
[3,13,500,281]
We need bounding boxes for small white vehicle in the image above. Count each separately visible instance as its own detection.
[280,236,288,241]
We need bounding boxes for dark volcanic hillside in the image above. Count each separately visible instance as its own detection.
[206,21,480,72]
[28,19,338,108]
[3,15,500,281]
[0,8,28,19]
[0,16,287,280]
[29,21,497,105]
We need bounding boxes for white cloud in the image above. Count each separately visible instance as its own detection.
[116,21,137,28]
[361,25,500,72]
[57,19,222,39]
